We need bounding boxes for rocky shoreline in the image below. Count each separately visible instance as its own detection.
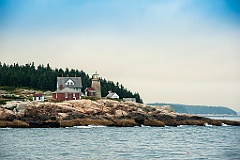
[1,99,240,128]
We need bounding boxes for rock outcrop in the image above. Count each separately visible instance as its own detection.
[0,99,240,128]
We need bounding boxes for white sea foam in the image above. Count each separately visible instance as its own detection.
[87,125,107,128]
[140,124,152,127]
[204,123,213,126]
[177,125,187,127]
[0,127,12,130]
[73,126,91,129]
[221,123,229,126]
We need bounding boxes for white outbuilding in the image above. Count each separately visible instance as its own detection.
[106,92,119,99]
[33,93,44,102]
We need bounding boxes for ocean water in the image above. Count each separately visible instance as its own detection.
[205,116,240,122]
[1,125,240,160]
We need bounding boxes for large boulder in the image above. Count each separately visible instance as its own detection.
[59,118,114,127]
[58,113,68,119]
[162,105,175,113]
[143,118,165,127]
[154,105,174,113]
[59,119,79,127]
[16,102,29,114]
[113,118,138,127]
[0,120,29,128]
[78,118,115,126]
[115,110,128,117]
[0,109,17,121]
[2,101,18,110]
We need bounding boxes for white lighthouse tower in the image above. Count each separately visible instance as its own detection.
[91,72,101,98]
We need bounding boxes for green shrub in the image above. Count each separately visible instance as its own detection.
[0,86,15,91]
[82,96,100,101]
[0,100,7,105]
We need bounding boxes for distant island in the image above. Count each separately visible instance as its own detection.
[149,103,237,115]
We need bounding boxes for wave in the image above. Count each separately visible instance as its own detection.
[70,125,107,129]
[221,123,230,126]
[0,127,13,130]
[72,126,91,129]
[88,125,107,128]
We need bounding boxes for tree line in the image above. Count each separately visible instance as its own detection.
[0,62,143,103]
[149,103,237,115]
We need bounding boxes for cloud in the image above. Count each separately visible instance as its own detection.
[0,0,240,110]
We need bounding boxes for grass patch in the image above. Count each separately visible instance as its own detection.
[106,98,122,102]
[82,96,101,101]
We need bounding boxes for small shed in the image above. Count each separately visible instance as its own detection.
[106,92,119,99]
[33,93,44,102]
[85,87,96,97]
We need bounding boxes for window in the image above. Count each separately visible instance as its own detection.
[65,79,74,86]
[65,93,68,98]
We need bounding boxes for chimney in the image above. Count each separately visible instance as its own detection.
[59,85,63,90]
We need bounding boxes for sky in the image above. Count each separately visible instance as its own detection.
[0,0,240,111]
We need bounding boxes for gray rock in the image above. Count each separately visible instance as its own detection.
[115,110,128,117]
[16,102,29,114]
[2,101,18,110]
[162,105,175,113]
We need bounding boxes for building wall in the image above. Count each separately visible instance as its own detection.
[111,94,119,99]
[33,96,44,101]
[86,91,96,96]
[52,92,80,101]
[91,80,101,98]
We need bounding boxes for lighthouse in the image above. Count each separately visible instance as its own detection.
[91,72,101,98]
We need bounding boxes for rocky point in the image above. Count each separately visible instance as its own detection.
[0,99,240,128]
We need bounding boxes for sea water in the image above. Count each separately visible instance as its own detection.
[1,125,240,160]
[205,116,240,122]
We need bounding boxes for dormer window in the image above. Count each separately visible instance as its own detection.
[65,79,75,86]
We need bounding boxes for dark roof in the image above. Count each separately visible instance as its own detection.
[33,93,43,97]
[57,77,82,89]
[87,87,95,91]
[85,87,96,92]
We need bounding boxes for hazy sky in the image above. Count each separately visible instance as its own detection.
[1,0,240,111]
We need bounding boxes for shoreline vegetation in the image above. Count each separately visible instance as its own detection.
[1,99,240,128]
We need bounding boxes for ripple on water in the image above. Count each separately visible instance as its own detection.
[0,126,240,160]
